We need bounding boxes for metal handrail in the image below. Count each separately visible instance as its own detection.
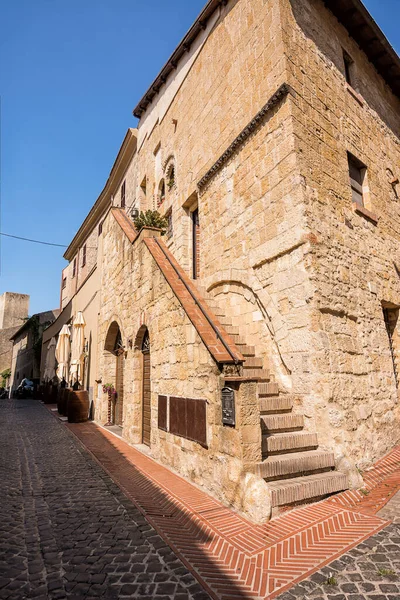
[153,237,241,365]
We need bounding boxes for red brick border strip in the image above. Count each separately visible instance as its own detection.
[64,420,396,599]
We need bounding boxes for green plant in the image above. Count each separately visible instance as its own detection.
[360,488,370,496]
[0,368,11,387]
[133,210,168,233]
[325,573,338,586]
[377,567,396,577]
[103,383,116,395]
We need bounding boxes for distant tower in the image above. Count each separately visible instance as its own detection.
[0,292,30,374]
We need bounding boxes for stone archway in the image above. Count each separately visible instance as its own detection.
[104,320,125,427]
[134,325,151,446]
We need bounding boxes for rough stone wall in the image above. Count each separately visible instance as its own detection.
[0,292,29,330]
[279,0,400,469]
[0,326,20,375]
[134,0,287,272]
[96,213,270,521]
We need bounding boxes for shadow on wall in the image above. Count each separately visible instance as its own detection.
[289,0,400,139]
[69,421,249,600]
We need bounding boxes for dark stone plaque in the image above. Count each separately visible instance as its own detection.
[221,387,235,426]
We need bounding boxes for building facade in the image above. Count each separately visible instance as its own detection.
[10,310,59,392]
[50,0,400,522]
[0,292,29,377]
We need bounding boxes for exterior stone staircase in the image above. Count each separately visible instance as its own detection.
[206,297,348,512]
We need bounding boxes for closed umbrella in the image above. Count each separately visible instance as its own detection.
[69,312,86,386]
[56,324,71,381]
[43,337,57,381]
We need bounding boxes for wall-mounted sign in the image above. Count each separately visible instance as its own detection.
[222,387,235,426]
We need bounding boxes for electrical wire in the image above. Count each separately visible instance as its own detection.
[0,232,68,248]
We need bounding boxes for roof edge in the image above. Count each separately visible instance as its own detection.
[63,128,138,261]
[133,0,223,118]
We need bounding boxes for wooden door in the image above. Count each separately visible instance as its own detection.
[115,351,124,426]
[142,330,151,446]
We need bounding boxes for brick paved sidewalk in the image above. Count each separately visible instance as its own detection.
[0,399,211,600]
[64,410,400,600]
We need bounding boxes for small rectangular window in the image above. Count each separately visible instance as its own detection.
[121,181,126,208]
[62,277,67,289]
[166,208,173,238]
[343,50,354,86]
[348,153,366,207]
[82,244,86,267]
[72,258,77,278]
[98,221,103,235]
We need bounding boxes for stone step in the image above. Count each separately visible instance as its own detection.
[243,369,270,380]
[258,382,279,396]
[224,325,240,336]
[259,396,293,414]
[227,333,248,345]
[262,431,319,455]
[236,343,256,356]
[254,450,335,480]
[261,413,304,433]
[218,315,233,326]
[243,356,263,369]
[236,344,256,357]
[268,471,348,507]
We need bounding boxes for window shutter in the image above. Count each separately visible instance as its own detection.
[158,395,167,431]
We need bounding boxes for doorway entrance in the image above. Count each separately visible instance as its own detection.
[114,330,124,426]
[383,305,399,388]
[142,329,151,446]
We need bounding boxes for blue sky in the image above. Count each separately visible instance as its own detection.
[0,0,399,316]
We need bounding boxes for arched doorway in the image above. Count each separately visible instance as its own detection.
[114,330,124,427]
[104,321,124,427]
[141,329,151,446]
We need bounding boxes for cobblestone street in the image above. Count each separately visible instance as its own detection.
[0,399,209,600]
[1,398,399,600]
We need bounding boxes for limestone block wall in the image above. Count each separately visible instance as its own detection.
[96,213,270,521]
[134,0,287,270]
[280,0,400,468]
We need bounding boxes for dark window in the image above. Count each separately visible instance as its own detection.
[158,395,167,431]
[98,221,103,235]
[166,209,173,238]
[62,277,67,289]
[157,179,165,207]
[192,208,200,279]
[121,180,126,208]
[169,396,207,447]
[82,244,86,267]
[348,153,366,206]
[343,50,354,86]
[72,258,77,278]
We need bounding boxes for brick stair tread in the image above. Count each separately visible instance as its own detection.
[258,382,279,396]
[268,471,348,507]
[243,357,263,368]
[261,413,304,432]
[259,396,293,413]
[255,449,335,479]
[262,431,319,453]
[244,368,270,379]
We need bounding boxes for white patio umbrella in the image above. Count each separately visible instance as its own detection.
[69,312,86,386]
[55,324,71,381]
[43,337,57,381]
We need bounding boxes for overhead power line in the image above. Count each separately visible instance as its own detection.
[0,232,68,248]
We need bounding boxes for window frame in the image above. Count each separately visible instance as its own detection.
[121,180,126,209]
[81,244,86,267]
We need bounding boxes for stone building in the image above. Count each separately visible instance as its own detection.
[0,292,29,376]
[41,129,138,406]
[10,309,59,393]
[53,0,400,522]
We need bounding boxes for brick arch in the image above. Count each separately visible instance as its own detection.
[134,324,149,351]
[104,318,124,353]
[206,272,292,381]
